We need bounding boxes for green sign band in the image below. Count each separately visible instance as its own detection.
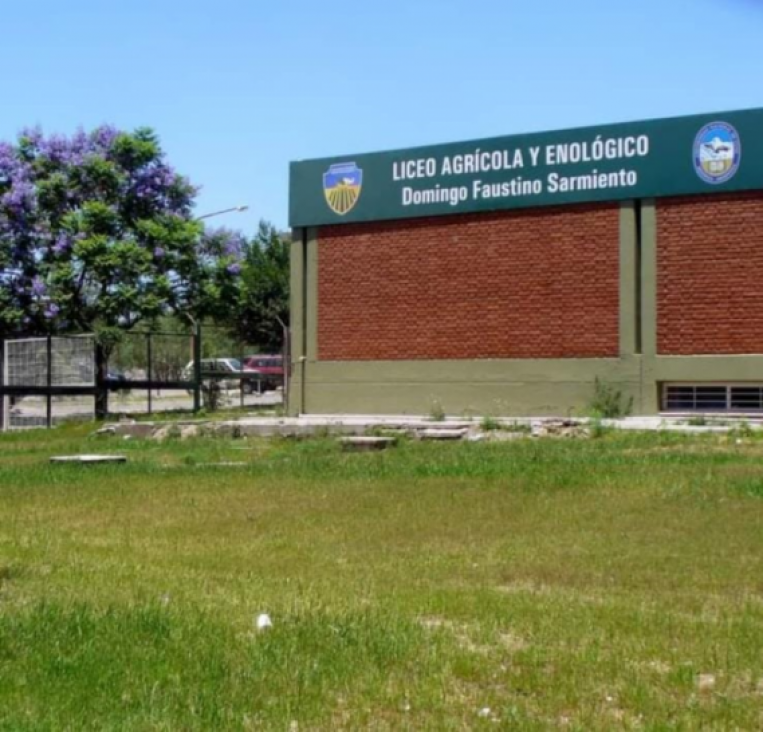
[289,108,763,227]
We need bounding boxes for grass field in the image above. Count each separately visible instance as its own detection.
[1,425,763,729]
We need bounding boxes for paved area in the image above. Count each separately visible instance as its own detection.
[4,390,283,427]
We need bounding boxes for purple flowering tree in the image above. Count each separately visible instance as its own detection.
[0,126,243,339]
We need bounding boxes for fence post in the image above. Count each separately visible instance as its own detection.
[147,333,153,416]
[0,338,5,432]
[282,326,290,411]
[240,341,244,408]
[95,341,108,421]
[46,335,53,429]
[193,322,202,412]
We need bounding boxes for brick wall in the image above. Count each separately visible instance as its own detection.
[317,204,620,361]
[657,191,763,355]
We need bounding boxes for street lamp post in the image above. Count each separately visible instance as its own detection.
[190,203,249,412]
[196,205,249,221]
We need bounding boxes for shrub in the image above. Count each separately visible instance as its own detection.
[729,421,755,440]
[429,400,446,422]
[589,417,609,439]
[480,416,501,432]
[588,378,634,419]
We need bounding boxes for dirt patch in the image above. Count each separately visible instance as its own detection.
[419,616,528,656]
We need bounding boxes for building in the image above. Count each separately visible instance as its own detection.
[288,109,763,417]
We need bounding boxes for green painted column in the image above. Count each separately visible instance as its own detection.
[639,199,660,413]
[305,228,319,363]
[288,227,305,416]
[619,201,638,358]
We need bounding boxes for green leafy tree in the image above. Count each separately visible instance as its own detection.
[234,222,290,352]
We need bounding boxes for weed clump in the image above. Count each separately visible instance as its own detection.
[428,400,446,422]
[587,378,633,419]
[686,416,707,426]
[480,416,501,432]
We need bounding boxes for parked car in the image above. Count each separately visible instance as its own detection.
[182,358,264,394]
[242,354,284,391]
[106,369,128,383]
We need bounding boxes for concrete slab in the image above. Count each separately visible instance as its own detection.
[338,436,396,452]
[418,429,469,441]
[50,455,127,465]
[96,412,763,441]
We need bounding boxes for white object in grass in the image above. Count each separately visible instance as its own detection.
[256,613,273,631]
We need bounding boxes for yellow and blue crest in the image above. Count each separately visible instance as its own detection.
[323,162,363,216]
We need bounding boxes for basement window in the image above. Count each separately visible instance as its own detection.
[663,384,763,412]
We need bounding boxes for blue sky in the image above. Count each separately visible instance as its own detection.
[0,0,760,232]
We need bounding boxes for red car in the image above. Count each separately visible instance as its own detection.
[242,354,284,391]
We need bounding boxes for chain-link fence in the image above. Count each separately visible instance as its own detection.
[1,335,96,429]
[107,330,195,416]
[198,327,286,412]
[1,325,289,430]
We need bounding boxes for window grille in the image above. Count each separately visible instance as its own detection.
[663,384,763,412]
